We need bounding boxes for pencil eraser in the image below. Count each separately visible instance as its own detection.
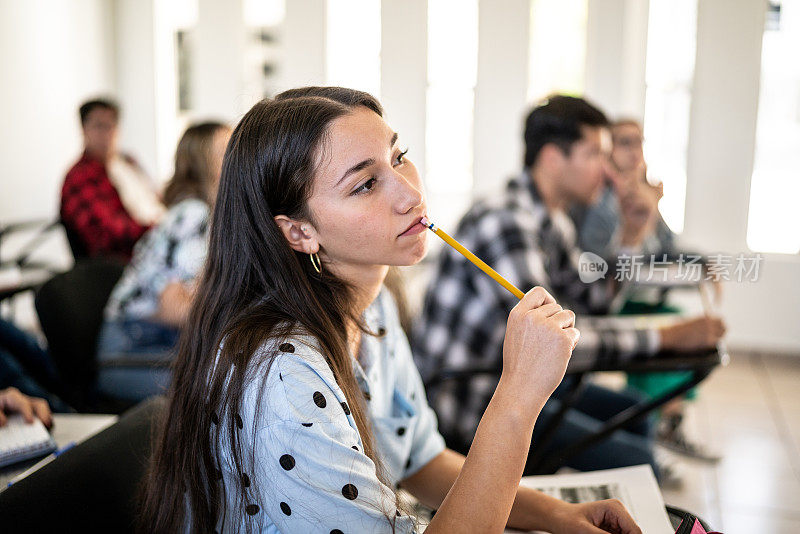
[420,216,429,227]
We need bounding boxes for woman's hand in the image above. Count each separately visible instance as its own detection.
[549,499,643,534]
[0,387,52,429]
[501,286,580,408]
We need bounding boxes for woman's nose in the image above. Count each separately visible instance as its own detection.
[393,172,424,214]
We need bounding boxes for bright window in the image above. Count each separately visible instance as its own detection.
[747,0,800,254]
[643,0,698,234]
[527,0,587,102]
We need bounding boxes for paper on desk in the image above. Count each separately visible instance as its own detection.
[510,465,673,534]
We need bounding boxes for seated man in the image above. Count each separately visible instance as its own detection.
[412,96,725,481]
[60,98,165,260]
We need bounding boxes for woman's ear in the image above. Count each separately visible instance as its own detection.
[274,215,319,254]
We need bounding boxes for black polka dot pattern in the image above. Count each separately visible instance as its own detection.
[280,502,291,516]
[279,343,295,353]
[405,458,412,470]
[301,422,313,427]
[377,327,386,336]
[351,445,359,451]
[245,504,259,515]
[242,473,250,487]
[396,427,406,436]
[235,414,243,429]
[279,454,295,471]
[313,391,327,408]
[279,372,283,381]
[342,484,358,500]
[331,530,344,534]
[341,402,351,416]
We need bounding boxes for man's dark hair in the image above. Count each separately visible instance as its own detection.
[79,98,120,125]
[523,94,609,168]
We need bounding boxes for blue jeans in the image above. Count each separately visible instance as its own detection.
[96,319,179,402]
[526,379,660,480]
[0,318,71,412]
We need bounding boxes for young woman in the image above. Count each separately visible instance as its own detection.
[96,122,231,402]
[142,87,641,533]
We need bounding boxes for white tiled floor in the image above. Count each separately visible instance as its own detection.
[657,352,800,533]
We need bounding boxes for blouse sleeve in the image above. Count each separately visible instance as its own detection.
[223,340,418,533]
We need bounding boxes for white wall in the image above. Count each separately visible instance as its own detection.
[0,0,116,223]
[114,0,179,183]
[192,0,249,122]
[472,0,530,197]
[584,0,649,119]
[683,0,800,354]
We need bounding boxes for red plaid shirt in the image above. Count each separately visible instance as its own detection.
[60,151,149,259]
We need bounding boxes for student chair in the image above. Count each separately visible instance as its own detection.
[0,396,166,532]
[34,258,130,412]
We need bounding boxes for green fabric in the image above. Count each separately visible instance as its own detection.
[620,300,698,401]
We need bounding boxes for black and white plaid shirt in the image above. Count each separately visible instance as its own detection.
[411,172,658,447]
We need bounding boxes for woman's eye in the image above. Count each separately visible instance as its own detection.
[353,177,377,195]
[394,148,409,166]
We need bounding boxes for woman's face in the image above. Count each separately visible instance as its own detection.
[610,123,644,173]
[305,107,428,273]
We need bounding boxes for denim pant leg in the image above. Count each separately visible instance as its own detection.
[568,383,655,438]
[529,397,660,480]
[0,318,62,391]
[96,319,178,402]
[0,348,72,412]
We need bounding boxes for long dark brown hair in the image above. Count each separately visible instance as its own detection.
[140,88,402,532]
[163,121,228,207]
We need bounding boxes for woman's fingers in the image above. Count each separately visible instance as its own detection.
[32,398,53,428]
[0,388,35,423]
[535,303,563,318]
[518,286,556,311]
[552,309,576,329]
[565,327,581,350]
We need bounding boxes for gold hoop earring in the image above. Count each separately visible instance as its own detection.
[309,252,322,273]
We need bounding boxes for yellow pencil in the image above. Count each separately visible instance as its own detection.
[421,217,525,300]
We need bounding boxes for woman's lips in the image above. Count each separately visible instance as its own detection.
[399,217,426,237]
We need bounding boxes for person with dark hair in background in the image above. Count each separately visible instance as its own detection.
[95,121,231,402]
[413,95,725,483]
[60,98,165,260]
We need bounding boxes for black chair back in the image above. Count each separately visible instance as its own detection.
[0,396,166,532]
[34,258,125,406]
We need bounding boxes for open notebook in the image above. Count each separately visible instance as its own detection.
[0,415,57,468]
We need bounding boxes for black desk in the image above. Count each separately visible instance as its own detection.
[425,346,726,473]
